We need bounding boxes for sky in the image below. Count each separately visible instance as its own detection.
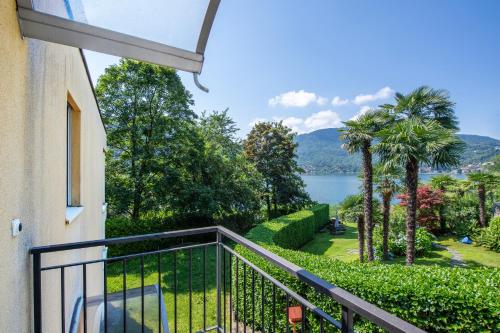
[83,0,500,139]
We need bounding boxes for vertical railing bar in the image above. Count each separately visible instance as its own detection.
[83,264,87,333]
[272,284,276,333]
[123,259,127,333]
[216,232,222,331]
[229,253,233,333]
[252,269,255,333]
[174,251,177,333]
[203,245,207,332]
[243,263,247,333]
[157,253,162,333]
[223,247,226,333]
[104,261,108,333]
[261,275,265,333]
[33,253,42,333]
[189,248,192,333]
[61,267,65,333]
[301,304,306,333]
[285,293,290,333]
[141,256,145,333]
[341,306,353,333]
[320,317,324,333]
[236,257,239,333]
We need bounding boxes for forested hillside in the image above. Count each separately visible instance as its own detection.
[296,128,499,174]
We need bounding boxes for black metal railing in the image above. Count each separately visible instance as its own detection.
[30,226,425,333]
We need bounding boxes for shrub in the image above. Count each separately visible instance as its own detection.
[235,209,499,332]
[476,216,500,252]
[388,228,434,257]
[444,194,480,236]
[310,204,330,231]
[106,216,174,256]
[245,204,329,250]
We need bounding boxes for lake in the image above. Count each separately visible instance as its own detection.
[301,173,465,204]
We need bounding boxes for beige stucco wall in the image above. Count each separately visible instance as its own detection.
[0,1,107,332]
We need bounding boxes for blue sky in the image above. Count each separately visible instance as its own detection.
[84,0,500,139]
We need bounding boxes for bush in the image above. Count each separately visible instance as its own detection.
[235,209,499,332]
[106,216,174,256]
[245,204,329,250]
[310,204,330,231]
[444,194,480,236]
[389,228,434,257]
[476,216,500,252]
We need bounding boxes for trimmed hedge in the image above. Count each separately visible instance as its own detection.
[234,206,500,332]
[244,204,330,250]
[310,204,330,231]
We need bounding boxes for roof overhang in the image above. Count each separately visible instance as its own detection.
[16,0,220,87]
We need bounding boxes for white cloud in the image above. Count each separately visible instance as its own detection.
[281,117,304,133]
[350,106,372,120]
[352,86,394,105]
[316,96,328,106]
[268,90,319,108]
[248,117,267,127]
[304,110,342,131]
[331,96,349,106]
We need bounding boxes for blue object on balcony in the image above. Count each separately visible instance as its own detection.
[460,236,472,244]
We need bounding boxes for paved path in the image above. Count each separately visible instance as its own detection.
[433,243,467,267]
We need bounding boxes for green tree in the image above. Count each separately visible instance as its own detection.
[467,172,499,227]
[373,164,402,259]
[196,110,263,229]
[341,110,388,261]
[96,59,195,220]
[339,194,365,262]
[430,174,457,233]
[244,121,310,218]
[375,86,463,265]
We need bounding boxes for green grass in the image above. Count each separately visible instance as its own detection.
[300,222,500,268]
[439,235,500,268]
[106,245,233,332]
[300,223,359,262]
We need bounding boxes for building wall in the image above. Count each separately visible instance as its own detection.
[0,1,106,332]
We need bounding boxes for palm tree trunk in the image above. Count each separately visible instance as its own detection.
[382,192,391,260]
[357,215,365,262]
[362,142,374,261]
[405,158,419,265]
[478,184,487,227]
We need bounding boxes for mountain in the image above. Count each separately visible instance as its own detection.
[296,128,500,175]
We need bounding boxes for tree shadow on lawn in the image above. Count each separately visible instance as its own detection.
[301,223,358,256]
[382,248,452,267]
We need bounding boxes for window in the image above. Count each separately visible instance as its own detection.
[67,96,81,207]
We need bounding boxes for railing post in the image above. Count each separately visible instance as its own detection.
[341,306,353,333]
[216,231,222,332]
[33,253,42,333]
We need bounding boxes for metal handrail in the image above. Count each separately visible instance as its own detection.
[30,225,426,333]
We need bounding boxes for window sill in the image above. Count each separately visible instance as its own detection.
[66,206,84,224]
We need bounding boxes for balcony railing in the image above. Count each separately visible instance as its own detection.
[30,226,425,333]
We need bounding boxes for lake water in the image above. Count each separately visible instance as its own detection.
[301,173,465,204]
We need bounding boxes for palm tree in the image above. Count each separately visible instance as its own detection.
[375,86,463,265]
[374,164,402,259]
[467,172,499,227]
[430,174,457,233]
[339,194,365,262]
[340,110,388,261]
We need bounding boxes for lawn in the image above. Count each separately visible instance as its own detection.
[301,222,499,268]
[106,245,233,332]
[439,235,500,268]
